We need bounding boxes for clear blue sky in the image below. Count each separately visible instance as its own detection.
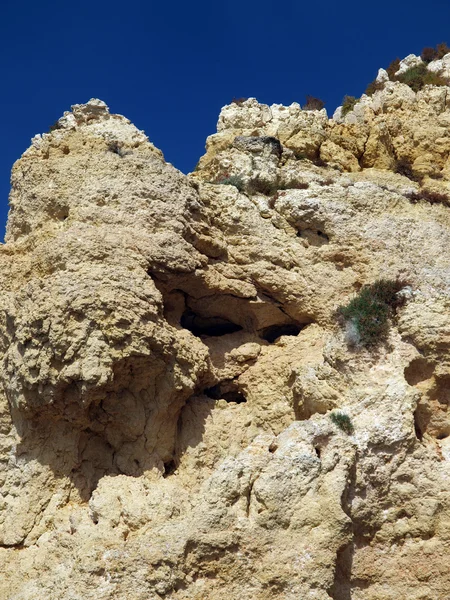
[1,0,449,236]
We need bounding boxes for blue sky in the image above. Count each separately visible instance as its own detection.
[1,0,450,236]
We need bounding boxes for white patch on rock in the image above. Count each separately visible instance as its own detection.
[376,68,389,84]
[332,106,343,121]
[427,53,450,78]
[395,54,423,76]
[344,319,361,346]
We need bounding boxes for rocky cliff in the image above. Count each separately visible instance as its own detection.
[0,54,449,599]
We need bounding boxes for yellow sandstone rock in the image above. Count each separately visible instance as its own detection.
[0,72,449,599]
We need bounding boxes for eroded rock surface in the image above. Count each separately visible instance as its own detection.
[0,82,449,599]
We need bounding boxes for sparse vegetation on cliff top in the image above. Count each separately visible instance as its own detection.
[302,95,325,111]
[363,44,450,99]
[341,95,358,116]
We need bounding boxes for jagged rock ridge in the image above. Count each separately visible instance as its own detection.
[0,61,449,600]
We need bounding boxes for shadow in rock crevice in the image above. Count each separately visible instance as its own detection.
[329,542,354,600]
[180,310,243,337]
[328,453,357,600]
[9,353,196,506]
[405,358,450,441]
[4,269,319,546]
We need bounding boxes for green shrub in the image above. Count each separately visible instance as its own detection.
[363,47,450,99]
[337,279,406,347]
[396,63,447,92]
[423,71,450,87]
[330,412,354,435]
[303,95,325,111]
[396,64,425,91]
[341,95,358,116]
[215,174,245,191]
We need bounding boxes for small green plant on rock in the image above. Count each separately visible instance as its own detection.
[337,279,406,347]
[341,95,358,116]
[365,46,450,98]
[396,63,447,92]
[214,174,245,192]
[330,411,354,435]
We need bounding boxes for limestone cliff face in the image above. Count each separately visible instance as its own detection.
[0,67,449,600]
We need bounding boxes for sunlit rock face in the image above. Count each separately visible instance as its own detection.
[0,80,449,600]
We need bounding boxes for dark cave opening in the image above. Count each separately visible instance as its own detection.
[296,228,329,245]
[180,310,243,337]
[204,381,247,404]
[260,323,303,343]
[163,460,177,477]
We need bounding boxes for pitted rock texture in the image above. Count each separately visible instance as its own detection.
[0,84,449,600]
